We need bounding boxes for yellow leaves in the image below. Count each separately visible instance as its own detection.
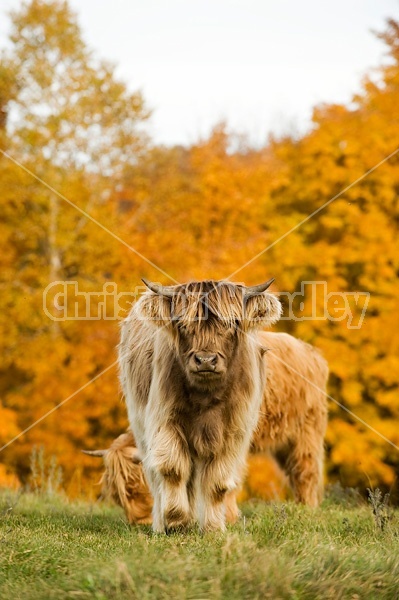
[341,381,364,406]
[0,464,20,489]
[0,404,19,442]
[368,356,399,387]
[7,0,148,170]
[238,455,289,502]
[327,421,396,487]
[375,390,399,415]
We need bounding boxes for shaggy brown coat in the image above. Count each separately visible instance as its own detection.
[119,280,282,532]
[92,330,328,525]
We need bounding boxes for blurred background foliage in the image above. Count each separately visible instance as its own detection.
[0,1,398,501]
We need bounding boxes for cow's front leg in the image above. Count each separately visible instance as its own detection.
[144,469,164,532]
[147,426,192,532]
[197,456,240,532]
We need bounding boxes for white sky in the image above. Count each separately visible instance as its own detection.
[1,0,399,146]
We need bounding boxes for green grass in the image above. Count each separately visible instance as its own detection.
[1,489,398,599]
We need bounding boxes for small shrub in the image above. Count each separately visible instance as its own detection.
[367,488,391,531]
[29,446,63,496]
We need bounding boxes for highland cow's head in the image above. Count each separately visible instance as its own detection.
[139,279,282,390]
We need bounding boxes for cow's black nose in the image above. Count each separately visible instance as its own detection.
[194,352,218,369]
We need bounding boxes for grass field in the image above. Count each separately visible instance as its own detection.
[0,488,398,599]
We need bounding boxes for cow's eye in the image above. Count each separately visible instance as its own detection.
[226,323,238,337]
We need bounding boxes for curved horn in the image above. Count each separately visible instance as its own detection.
[142,278,175,298]
[245,278,275,298]
[81,449,107,458]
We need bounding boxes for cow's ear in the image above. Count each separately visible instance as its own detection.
[122,447,142,464]
[243,293,282,330]
[137,292,173,328]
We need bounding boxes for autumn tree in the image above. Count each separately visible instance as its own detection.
[249,20,399,492]
[118,124,282,283]
[0,0,149,491]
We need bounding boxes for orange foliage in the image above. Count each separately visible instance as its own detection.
[238,455,290,502]
[1,2,399,499]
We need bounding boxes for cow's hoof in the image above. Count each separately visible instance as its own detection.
[201,520,226,533]
[165,524,188,535]
[164,507,191,532]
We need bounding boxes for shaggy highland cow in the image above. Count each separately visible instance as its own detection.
[85,288,328,529]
